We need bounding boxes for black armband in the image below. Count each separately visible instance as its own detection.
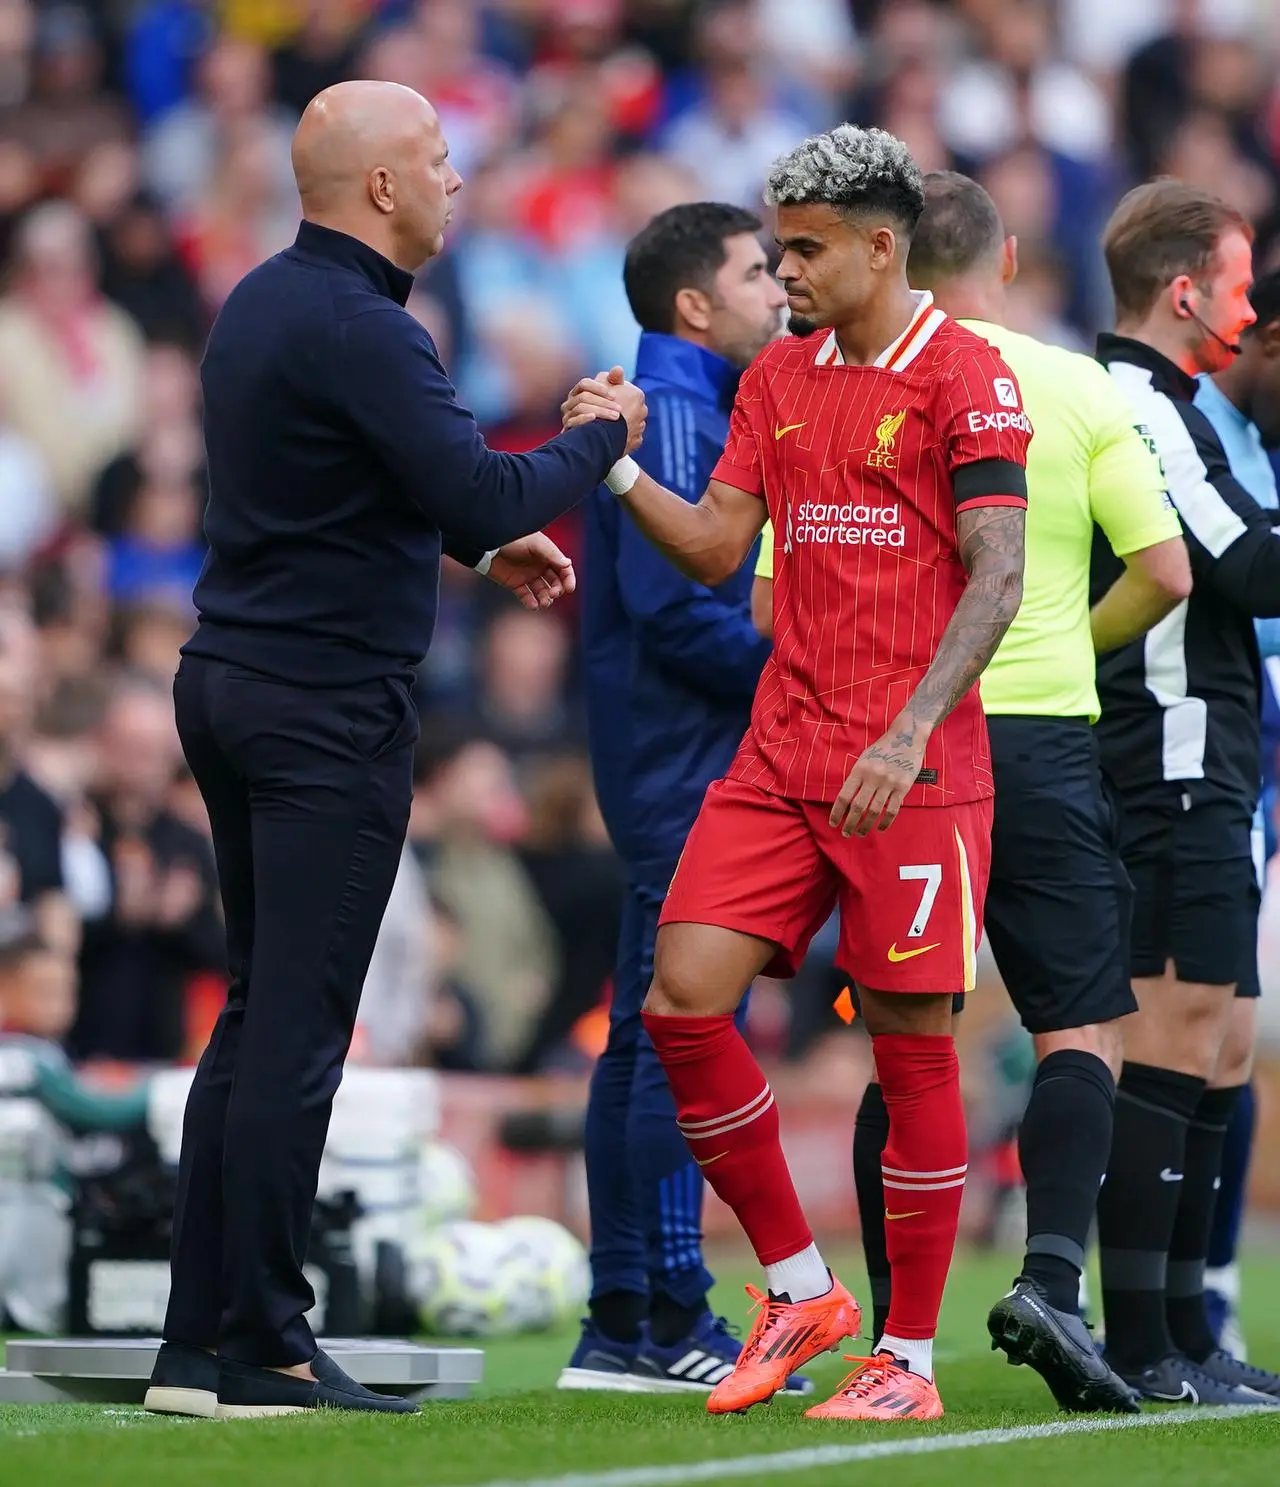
[952,458,1028,511]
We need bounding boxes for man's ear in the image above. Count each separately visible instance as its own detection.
[1170,273,1196,319]
[1001,234,1018,286]
[368,166,395,216]
[674,286,713,334]
[871,225,897,270]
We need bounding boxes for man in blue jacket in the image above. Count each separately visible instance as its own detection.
[559,203,791,1394]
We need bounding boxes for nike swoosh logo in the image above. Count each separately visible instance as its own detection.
[696,1151,729,1167]
[1148,1381,1198,1402]
[774,422,806,439]
[887,942,941,962]
[1160,1168,1183,1182]
[885,1210,926,1221]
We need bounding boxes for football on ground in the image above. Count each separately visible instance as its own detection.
[411,1215,589,1337]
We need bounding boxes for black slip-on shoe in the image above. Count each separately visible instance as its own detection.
[215,1348,421,1419]
[144,1341,220,1419]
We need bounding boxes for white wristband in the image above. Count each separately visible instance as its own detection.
[605,456,640,496]
[474,549,498,577]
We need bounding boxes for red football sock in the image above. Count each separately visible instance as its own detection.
[642,1010,813,1265]
[874,1033,968,1341]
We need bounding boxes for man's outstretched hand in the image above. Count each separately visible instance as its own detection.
[561,365,648,454]
[485,531,576,610]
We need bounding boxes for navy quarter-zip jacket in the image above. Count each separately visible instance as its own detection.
[184,221,627,686]
[582,333,771,874]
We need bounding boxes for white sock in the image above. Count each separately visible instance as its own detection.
[1204,1262,1240,1304]
[877,1332,933,1380]
[764,1243,830,1302]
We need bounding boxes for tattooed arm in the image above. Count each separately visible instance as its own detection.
[900,505,1027,733]
[829,504,1026,837]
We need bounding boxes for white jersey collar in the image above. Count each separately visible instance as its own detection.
[814,290,947,371]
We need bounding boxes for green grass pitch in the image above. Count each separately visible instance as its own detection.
[2,1250,1278,1486]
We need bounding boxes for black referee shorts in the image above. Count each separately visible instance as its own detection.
[1120,786,1260,997]
[983,716,1137,1034]
[1236,815,1266,1000]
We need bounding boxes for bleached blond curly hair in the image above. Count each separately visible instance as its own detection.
[765,124,925,230]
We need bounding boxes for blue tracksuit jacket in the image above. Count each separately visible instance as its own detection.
[582,333,771,879]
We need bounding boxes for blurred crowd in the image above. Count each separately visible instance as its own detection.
[0,0,1279,1080]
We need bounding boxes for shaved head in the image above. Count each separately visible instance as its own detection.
[293,80,430,212]
[291,80,462,271]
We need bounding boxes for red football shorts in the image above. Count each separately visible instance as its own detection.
[659,777,993,993]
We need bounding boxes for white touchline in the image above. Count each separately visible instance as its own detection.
[476,1405,1274,1487]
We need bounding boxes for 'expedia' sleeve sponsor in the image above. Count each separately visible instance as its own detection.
[937,346,1032,512]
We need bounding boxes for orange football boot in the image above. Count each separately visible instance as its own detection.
[705,1277,861,1415]
[804,1352,944,1420]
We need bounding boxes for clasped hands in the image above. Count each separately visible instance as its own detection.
[561,365,648,452]
[478,369,648,611]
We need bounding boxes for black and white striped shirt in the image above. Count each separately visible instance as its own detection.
[1090,334,1280,809]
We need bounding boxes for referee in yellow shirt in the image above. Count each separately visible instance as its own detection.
[754,173,1190,1412]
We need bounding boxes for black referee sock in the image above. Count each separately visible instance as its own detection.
[1166,1084,1244,1363]
[1097,1061,1205,1370]
[1018,1050,1116,1313]
[852,1080,892,1341]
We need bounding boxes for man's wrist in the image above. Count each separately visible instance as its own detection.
[474,549,499,577]
[605,456,640,496]
[892,708,934,747]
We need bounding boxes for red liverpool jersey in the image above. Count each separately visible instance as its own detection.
[712,292,1032,806]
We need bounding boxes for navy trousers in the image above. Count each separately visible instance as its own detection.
[164,655,417,1365]
[584,872,746,1309]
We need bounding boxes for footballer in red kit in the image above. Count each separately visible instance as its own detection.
[665,292,1031,995]
[562,124,1030,1423]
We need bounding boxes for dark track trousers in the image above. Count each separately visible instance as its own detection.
[163,654,417,1365]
